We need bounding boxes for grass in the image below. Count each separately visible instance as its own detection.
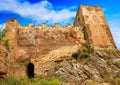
[85,77,120,85]
[98,49,120,58]
[101,77,120,85]
[0,76,71,85]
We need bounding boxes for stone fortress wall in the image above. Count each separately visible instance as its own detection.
[5,19,86,77]
[5,5,117,56]
[1,5,117,78]
[6,19,85,59]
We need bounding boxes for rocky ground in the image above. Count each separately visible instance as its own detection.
[52,49,120,85]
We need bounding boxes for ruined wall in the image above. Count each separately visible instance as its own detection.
[74,5,116,49]
[5,20,86,77]
[4,4,117,78]
[4,18,86,77]
[16,24,85,60]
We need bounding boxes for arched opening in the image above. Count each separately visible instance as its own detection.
[27,63,34,78]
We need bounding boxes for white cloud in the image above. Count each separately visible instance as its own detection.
[108,21,120,49]
[102,8,109,12]
[0,0,76,25]
[0,23,6,31]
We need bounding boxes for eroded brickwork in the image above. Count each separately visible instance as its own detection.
[16,24,85,59]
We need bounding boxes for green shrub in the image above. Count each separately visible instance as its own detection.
[1,37,9,49]
[115,78,120,85]
[1,37,8,42]
[0,29,7,39]
[84,42,94,54]
[72,49,81,60]
[72,52,78,59]
[0,29,9,50]
[72,48,91,61]
[0,32,3,39]
[81,52,89,58]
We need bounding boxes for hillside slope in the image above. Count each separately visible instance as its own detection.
[52,49,120,85]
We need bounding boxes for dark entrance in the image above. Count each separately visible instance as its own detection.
[27,63,34,78]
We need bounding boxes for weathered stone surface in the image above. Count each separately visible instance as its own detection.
[0,41,8,78]
[74,5,116,49]
[53,51,120,84]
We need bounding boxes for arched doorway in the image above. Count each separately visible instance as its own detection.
[27,63,34,78]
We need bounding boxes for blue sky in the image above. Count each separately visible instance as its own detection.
[0,0,120,49]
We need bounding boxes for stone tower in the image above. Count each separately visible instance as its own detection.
[5,18,19,58]
[74,5,116,49]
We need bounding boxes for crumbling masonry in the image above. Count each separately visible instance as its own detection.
[0,5,116,78]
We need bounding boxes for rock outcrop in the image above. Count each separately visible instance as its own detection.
[0,41,8,79]
[46,50,120,84]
